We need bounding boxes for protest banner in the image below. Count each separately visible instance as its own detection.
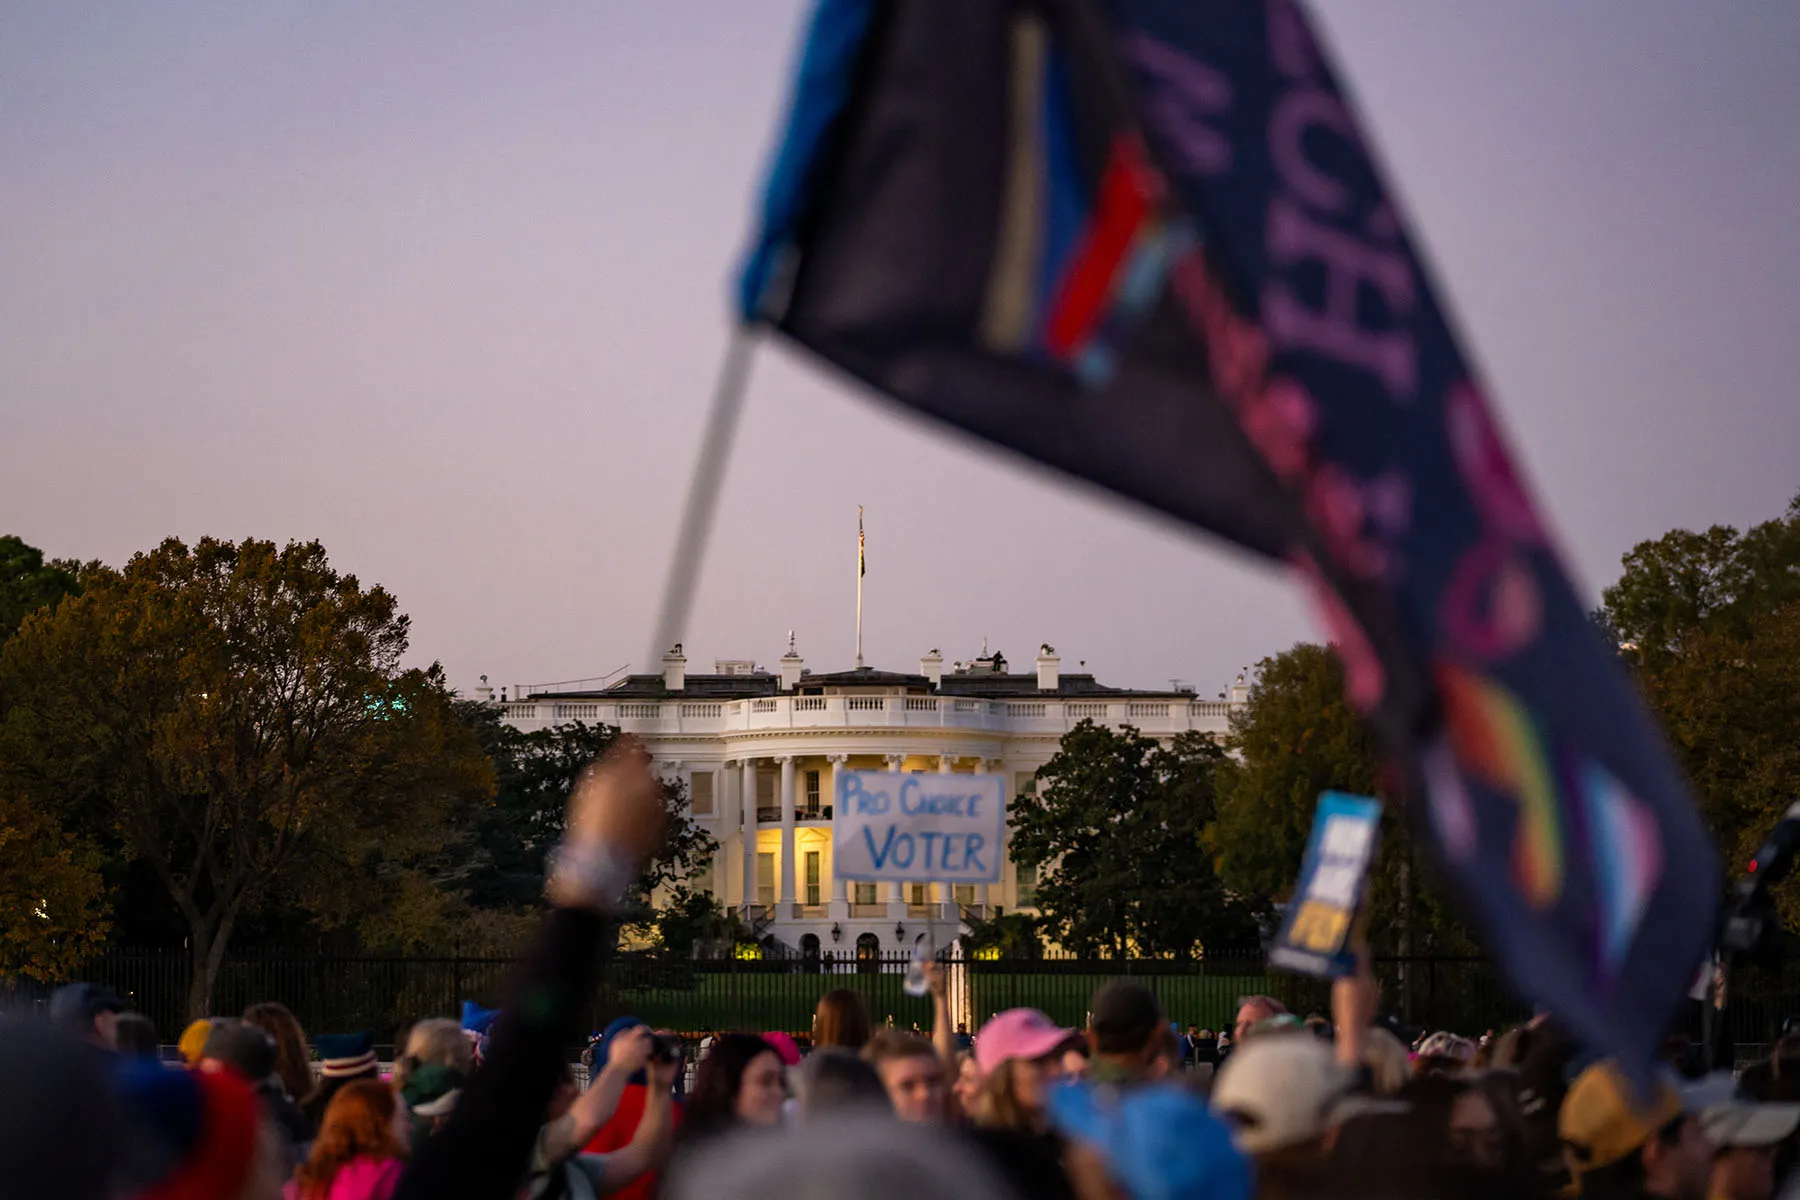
[833,771,1004,884]
[1271,792,1382,978]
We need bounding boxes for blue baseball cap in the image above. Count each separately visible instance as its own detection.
[1048,1081,1252,1200]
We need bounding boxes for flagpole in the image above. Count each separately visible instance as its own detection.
[648,329,757,669]
[856,505,865,668]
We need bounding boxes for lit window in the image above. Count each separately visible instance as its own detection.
[757,852,776,906]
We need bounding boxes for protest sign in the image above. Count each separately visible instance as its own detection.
[833,771,1004,884]
[1271,792,1383,977]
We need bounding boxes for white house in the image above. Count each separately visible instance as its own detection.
[487,642,1250,957]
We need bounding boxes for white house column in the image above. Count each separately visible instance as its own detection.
[741,758,759,910]
[883,754,905,914]
[975,759,998,910]
[827,755,850,917]
[778,755,797,913]
[933,755,957,909]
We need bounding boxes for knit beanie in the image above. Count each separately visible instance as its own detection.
[114,1063,261,1200]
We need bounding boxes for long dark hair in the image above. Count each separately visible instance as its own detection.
[245,1002,316,1105]
[812,990,871,1050]
[680,1033,781,1147]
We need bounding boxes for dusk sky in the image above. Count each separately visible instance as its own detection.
[4,2,1797,697]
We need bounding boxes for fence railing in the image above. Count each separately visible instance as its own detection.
[16,947,1797,1063]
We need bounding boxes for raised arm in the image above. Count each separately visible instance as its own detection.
[594,1053,679,1194]
[925,961,956,1065]
[395,741,666,1200]
[540,1026,655,1165]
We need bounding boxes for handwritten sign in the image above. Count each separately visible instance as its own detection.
[833,771,1004,884]
[1271,792,1383,978]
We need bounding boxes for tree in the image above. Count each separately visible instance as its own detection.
[0,535,82,647]
[1208,642,1476,961]
[1595,493,1800,927]
[0,537,493,1017]
[1600,493,1800,659]
[0,788,109,982]
[451,705,716,947]
[961,911,1045,958]
[1637,602,1800,920]
[1009,721,1261,957]
[1210,643,1379,903]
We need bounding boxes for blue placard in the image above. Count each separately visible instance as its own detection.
[1270,792,1383,978]
[832,771,1004,884]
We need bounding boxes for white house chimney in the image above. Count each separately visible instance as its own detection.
[662,643,687,692]
[1035,644,1060,692]
[779,632,804,691]
[1228,670,1250,705]
[474,674,495,704]
[920,648,943,687]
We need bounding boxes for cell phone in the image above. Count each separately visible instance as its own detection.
[903,931,935,997]
[649,1032,683,1064]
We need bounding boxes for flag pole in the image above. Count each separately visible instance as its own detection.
[648,329,757,670]
[855,505,865,668]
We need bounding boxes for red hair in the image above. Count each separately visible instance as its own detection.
[293,1079,406,1197]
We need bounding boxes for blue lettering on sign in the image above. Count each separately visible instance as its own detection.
[842,773,890,815]
[838,771,1004,883]
[863,825,917,870]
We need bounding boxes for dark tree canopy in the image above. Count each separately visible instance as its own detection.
[0,537,493,1015]
[1600,493,1800,659]
[1009,721,1260,957]
[0,535,82,647]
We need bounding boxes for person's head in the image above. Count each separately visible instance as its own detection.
[1396,1074,1504,1170]
[113,1012,160,1059]
[684,1032,787,1143]
[862,1030,946,1123]
[1048,1081,1253,1200]
[49,983,125,1049]
[1148,1025,1182,1081]
[1061,1036,1091,1080]
[970,1009,1078,1133]
[0,1020,121,1200]
[1348,1025,1410,1097]
[294,1079,408,1197]
[799,1048,890,1120]
[1087,981,1164,1073]
[1560,1061,1712,1200]
[1211,1031,1400,1159]
[1187,1024,1200,1037]
[243,1002,315,1104]
[813,989,872,1051]
[1232,995,1288,1044]
[952,1052,982,1117]
[313,1031,379,1084]
[179,1019,216,1067]
[666,1112,1017,1200]
[1413,1031,1478,1079]
[395,1017,474,1092]
[1690,1077,1800,1200]
[201,1020,279,1087]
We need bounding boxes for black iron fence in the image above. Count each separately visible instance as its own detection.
[15,946,1797,1060]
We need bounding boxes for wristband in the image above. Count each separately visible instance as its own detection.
[546,841,638,911]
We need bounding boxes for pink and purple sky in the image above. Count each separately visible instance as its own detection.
[3,2,1797,695]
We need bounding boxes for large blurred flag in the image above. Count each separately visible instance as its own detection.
[736,0,1718,1080]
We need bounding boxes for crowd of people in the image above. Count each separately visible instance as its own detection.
[7,741,1800,1200]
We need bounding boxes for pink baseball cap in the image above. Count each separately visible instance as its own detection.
[975,1008,1077,1075]
[763,1031,802,1067]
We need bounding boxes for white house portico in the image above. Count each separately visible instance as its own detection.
[487,642,1249,956]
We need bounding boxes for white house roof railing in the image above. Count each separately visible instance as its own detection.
[503,694,1236,737]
